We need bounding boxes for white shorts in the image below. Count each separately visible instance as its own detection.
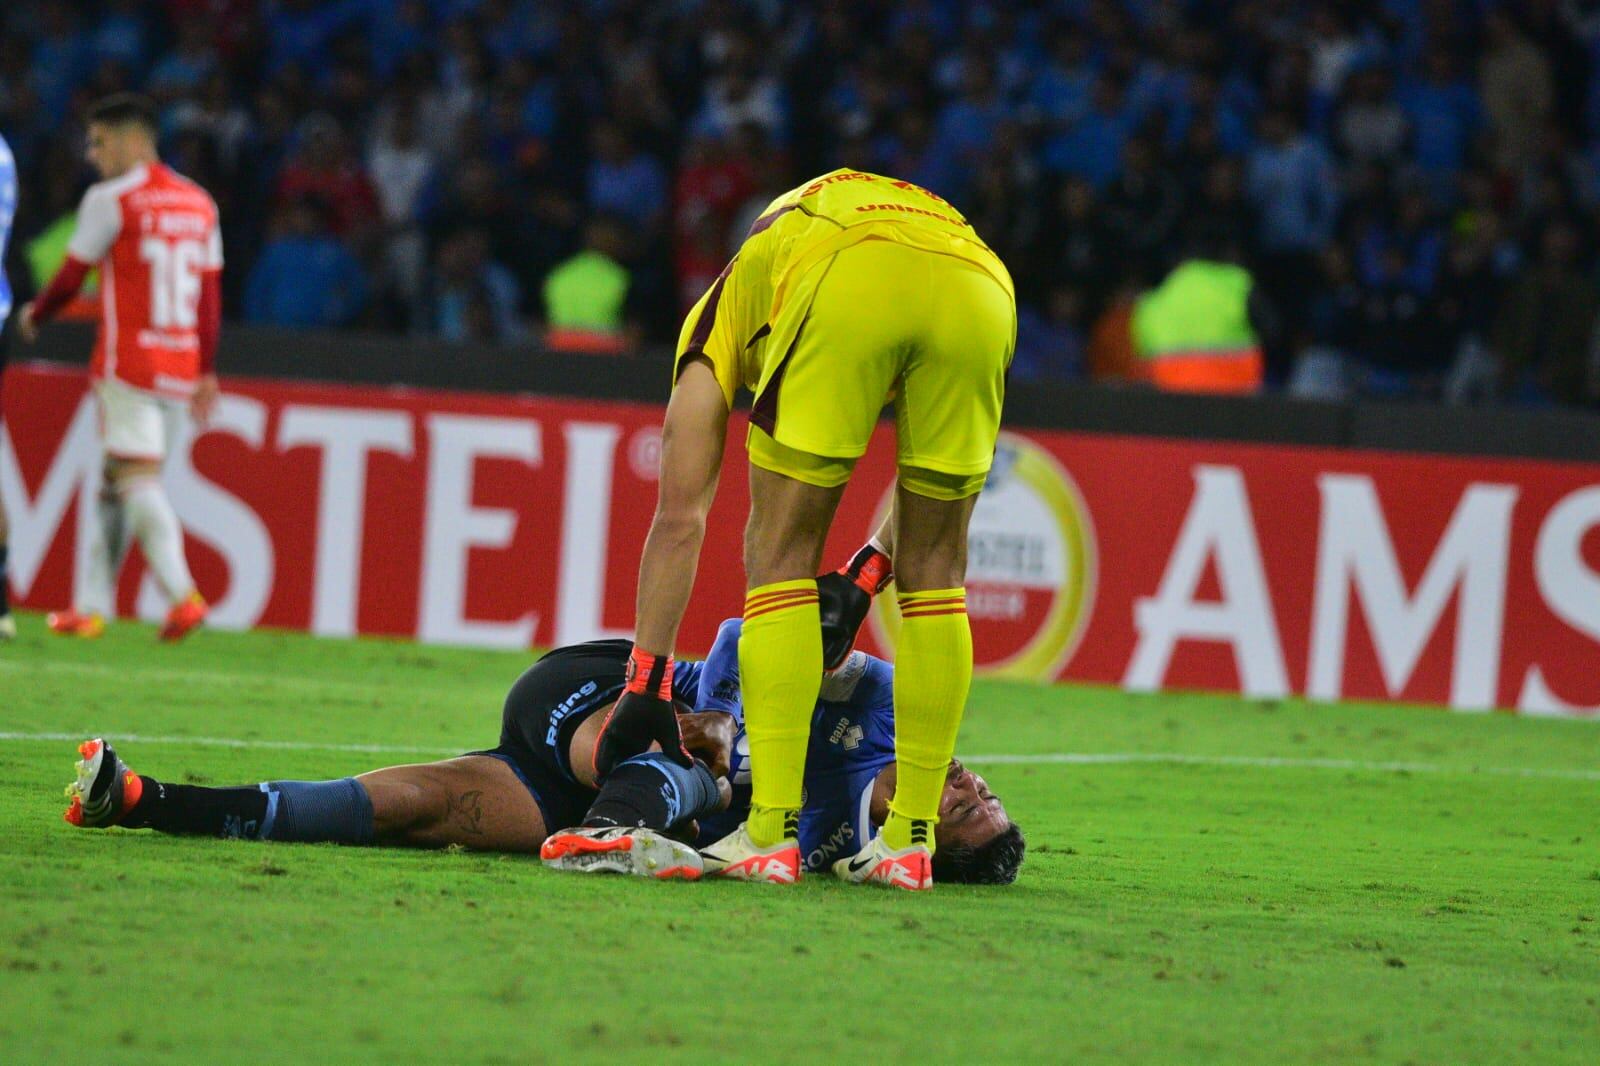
[95,378,186,462]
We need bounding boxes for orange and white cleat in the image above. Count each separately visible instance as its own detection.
[540,826,703,879]
[698,822,801,884]
[47,609,105,638]
[159,592,208,642]
[63,738,143,829]
[832,834,933,891]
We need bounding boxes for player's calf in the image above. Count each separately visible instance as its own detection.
[63,738,374,844]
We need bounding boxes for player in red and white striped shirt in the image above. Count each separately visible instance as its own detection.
[19,94,222,641]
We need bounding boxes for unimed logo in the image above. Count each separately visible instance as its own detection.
[871,432,1098,680]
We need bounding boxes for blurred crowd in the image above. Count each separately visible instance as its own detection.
[4,0,1600,407]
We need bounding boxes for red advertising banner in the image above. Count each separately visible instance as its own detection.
[5,361,1599,716]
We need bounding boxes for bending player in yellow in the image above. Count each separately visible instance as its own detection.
[585,169,1015,890]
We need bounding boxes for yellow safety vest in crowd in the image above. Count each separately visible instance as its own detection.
[1131,259,1263,394]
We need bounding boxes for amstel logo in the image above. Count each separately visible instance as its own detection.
[870,432,1098,679]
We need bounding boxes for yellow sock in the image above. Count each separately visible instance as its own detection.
[739,579,822,846]
[883,588,972,852]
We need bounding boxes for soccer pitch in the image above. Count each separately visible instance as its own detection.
[1,615,1596,1064]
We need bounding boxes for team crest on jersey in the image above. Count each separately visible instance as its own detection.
[870,432,1097,680]
[827,718,864,751]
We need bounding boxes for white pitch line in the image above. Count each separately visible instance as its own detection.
[0,731,1594,781]
[0,657,498,695]
[0,731,460,757]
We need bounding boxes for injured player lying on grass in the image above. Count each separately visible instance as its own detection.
[61,620,1024,885]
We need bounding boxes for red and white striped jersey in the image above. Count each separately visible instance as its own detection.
[68,162,222,397]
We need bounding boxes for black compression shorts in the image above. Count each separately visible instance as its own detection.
[470,639,632,831]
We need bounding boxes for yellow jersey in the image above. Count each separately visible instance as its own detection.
[674,168,1015,409]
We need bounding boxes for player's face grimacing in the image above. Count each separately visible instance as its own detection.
[935,759,1009,852]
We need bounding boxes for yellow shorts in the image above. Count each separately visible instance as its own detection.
[746,239,1015,500]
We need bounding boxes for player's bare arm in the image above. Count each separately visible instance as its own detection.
[635,357,730,657]
[16,301,38,342]
[589,357,729,778]
[190,373,220,427]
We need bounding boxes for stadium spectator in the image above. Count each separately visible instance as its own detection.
[542,215,636,354]
[92,0,151,75]
[1289,243,1366,400]
[273,114,378,238]
[1246,108,1339,376]
[367,96,434,320]
[430,227,523,345]
[1133,256,1265,394]
[1354,187,1444,299]
[1044,76,1133,189]
[587,120,668,233]
[145,18,216,106]
[1101,134,1183,282]
[1491,220,1599,406]
[1481,10,1555,176]
[1396,47,1484,181]
[1042,177,1115,315]
[1012,284,1087,384]
[28,2,90,121]
[1335,67,1410,168]
[244,200,368,328]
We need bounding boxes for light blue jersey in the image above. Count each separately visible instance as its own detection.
[677,618,898,872]
[0,133,15,326]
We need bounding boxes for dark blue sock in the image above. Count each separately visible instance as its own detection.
[582,754,721,830]
[261,778,374,844]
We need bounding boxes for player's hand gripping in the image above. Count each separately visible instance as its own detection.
[676,709,738,780]
[818,542,894,670]
[591,647,694,780]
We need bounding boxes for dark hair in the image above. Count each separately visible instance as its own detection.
[931,822,1026,885]
[87,93,159,136]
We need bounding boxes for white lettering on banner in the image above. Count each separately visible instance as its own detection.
[0,395,98,597]
[1308,476,1516,710]
[1519,486,1600,715]
[278,407,415,637]
[137,395,275,627]
[1125,466,1289,698]
[554,422,631,645]
[418,414,541,648]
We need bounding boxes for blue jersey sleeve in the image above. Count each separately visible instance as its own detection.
[0,134,15,321]
[693,618,744,718]
[670,661,702,706]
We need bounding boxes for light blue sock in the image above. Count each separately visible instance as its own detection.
[260,778,375,844]
[582,753,722,829]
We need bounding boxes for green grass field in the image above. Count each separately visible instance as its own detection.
[1,612,1597,1064]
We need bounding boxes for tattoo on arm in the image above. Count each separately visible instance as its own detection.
[447,790,486,835]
